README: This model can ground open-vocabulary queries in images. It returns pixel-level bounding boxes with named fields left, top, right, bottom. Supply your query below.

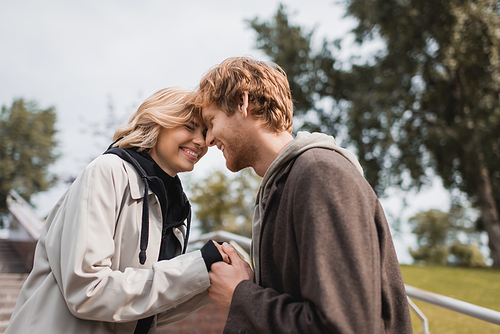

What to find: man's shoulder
left=286, top=147, right=370, bottom=193
left=291, top=147, right=358, bottom=174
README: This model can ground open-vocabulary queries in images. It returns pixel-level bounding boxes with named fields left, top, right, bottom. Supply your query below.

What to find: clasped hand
left=209, top=242, right=254, bottom=309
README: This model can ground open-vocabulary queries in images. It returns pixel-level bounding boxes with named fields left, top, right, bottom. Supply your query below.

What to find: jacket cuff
left=200, top=239, right=223, bottom=271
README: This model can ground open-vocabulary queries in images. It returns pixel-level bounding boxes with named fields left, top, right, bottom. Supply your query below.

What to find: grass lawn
left=400, top=265, right=500, bottom=333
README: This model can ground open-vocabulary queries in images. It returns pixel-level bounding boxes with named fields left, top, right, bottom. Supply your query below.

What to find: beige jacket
left=6, top=154, right=210, bottom=334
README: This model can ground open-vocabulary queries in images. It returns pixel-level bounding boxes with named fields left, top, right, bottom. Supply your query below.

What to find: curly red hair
left=195, top=57, right=293, bottom=133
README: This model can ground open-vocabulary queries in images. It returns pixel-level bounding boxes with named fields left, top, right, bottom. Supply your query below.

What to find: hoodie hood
left=259, top=131, right=363, bottom=209
left=251, top=131, right=363, bottom=284
left=104, top=145, right=191, bottom=265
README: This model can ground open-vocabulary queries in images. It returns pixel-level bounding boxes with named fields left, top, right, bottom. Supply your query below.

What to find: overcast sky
left=0, top=0, right=454, bottom=263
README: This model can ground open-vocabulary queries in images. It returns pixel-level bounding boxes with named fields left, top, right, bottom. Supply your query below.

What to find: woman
left=6, top=88, right=227, bottom=334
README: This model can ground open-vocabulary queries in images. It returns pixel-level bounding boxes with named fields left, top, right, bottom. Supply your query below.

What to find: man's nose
left=205, top=130, right=216, bottom=147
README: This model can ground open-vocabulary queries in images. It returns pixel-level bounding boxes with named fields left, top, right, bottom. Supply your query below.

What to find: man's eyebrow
left=201, top=114, right=212, bottom=125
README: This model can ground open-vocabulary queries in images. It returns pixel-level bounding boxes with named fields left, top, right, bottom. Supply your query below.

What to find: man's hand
left=208, top=243, right=254, bottom=309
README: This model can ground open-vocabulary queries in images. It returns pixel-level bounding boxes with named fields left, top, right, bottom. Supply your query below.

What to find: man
left=196, top=57, right=413, bottom=333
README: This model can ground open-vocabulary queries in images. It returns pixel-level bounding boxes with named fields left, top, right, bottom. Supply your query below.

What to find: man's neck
left=252, top=131, right=294, bottom=177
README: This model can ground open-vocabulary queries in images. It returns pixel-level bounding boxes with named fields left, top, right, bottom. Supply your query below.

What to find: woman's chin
left=181, top=164, right=195, bottom=173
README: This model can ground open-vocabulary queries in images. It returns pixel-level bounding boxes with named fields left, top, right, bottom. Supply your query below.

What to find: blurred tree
left=0, top=98, right=58, bottom=218
left=189, top=168, right=261, bottom=238
left=449, top=242, right=487, bottom=267
left=409, top=207, right=486, bottom=267
left=249, top=1, right=500, bottom=266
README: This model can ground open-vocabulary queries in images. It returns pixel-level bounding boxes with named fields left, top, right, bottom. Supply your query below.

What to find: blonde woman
left=6, top=88, right=227, bottom=334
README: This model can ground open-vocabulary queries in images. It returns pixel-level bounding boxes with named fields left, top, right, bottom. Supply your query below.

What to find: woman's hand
left=212, top=240, right=230, bottom=264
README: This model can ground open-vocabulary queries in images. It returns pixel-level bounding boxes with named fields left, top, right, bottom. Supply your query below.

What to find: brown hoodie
left=225, top=132, right=412, bottom=333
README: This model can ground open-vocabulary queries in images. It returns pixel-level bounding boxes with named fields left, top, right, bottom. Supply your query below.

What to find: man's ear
left=239, top=92, right=249, bottom=118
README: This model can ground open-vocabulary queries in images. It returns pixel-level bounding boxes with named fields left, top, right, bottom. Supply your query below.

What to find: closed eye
left=185, top=121, right=196, bottom=131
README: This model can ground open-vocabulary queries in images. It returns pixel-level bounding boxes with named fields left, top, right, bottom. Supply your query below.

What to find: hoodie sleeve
left=200, top=240, right=224, bottom=271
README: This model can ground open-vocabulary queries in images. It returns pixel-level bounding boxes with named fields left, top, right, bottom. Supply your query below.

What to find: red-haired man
left=195, top=57, right=412, bottom=334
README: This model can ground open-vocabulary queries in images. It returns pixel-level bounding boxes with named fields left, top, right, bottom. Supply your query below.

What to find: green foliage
left=250, top=0, right=500, bottom=265
left=401, top=265, right=500, bottom=333
left=248, top=4, right=316, bottom=114
left=409, top=208, right=452, bottom=265
left=410, top=210, right=452, bottom=247
left=449, top=242, right=487, bottom=267
left=408, top=207, right=486, bottom=266
left=0, top=99, right=57, bottom=213
left=409, top=244, right=450, bottom=266
left=250, top=1, right=500, bottom=196
left=189, top=168, right=261, bottom=237
left=0, top=98, right=58, bottom=215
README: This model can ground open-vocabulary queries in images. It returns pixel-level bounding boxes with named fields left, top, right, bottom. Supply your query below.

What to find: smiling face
left=149, top=116, right=208, bottom=176
left=202, top=104, right=258, bottom=173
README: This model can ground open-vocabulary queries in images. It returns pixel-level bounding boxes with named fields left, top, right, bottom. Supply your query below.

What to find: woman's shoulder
left=86, top=153, right=127, bottom=172
left=77, top=153, right=132, bottom=184
left=75, top=153, right=145, bottom=197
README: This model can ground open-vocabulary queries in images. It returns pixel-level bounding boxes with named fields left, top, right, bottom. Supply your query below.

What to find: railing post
left=407, top=296, right=430, bottom=334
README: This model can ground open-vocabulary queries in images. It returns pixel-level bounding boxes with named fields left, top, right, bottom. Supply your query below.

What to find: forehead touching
left=187, top=115, right=206, bottom=129
left=200, top=104, right=221, bottom=124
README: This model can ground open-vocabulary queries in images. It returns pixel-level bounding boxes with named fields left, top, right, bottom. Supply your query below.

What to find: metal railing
left=5, top=190, right=45, bottom=241
left=405, top=284, right=500, bottom=332
left=188, top=230, right=251, bottom=262
left=190, top=230, right=500, bottom=334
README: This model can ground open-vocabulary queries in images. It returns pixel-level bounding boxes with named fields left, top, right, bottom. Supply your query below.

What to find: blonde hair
left=195, top=57, right=293, bottom=133
left=113, top=87, right=197, bottom=151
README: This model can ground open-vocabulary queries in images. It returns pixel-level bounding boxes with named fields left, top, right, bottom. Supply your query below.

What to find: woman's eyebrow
left=193, top=119, right=208, bottom=128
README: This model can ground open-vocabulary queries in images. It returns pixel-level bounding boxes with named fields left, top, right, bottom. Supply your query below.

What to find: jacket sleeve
left=225, top=151, right=395, bottom=333
left=155, top=290, right=210, bottom=327
left=44, top=155, right=211, bottom=322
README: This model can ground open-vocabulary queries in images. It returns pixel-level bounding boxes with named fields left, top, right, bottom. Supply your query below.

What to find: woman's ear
left=239, top=92, right=249, bottom=118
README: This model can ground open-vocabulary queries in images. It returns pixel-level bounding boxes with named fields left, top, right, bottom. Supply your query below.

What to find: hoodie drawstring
left=139, top=176, right=149, bottom=265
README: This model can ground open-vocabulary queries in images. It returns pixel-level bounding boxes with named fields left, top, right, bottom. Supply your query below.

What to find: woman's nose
left=193, top=132, right=207, bottom=147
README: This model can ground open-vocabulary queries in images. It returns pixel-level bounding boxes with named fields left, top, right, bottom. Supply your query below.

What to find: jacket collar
left=123, top=162, right=150, bottom=200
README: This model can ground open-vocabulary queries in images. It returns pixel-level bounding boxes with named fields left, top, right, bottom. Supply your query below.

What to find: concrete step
left=0, top=273, right=28, bottom=281
left=0, top=274, right=28, bottom=284
left=0, top=281, right=26, bottom=289
left=0, top=240, right=30, bottom=274
left=0, top=300, right=16, bottom=310
left=0, top=274, right=27, bottom=302
left=0, top=291, right=19, bottom=302
left=0, top=309, right=14, bottom=322
left=0, top=264, right=29, bottom=274
left=0, top=320, right=9, bottom=333
left=0, top=273, right=28, bottom=333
